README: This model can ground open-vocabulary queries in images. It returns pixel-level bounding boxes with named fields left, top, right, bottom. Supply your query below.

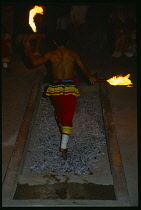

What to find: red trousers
left=53, top=94, right=77, bottom=135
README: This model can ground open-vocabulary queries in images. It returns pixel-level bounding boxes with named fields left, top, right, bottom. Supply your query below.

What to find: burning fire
left=29, top=5, right=44, bottom=32
left=107, top=74, right=133, bottom=87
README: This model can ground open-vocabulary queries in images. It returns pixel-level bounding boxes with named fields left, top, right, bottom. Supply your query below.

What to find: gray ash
left=25, top=85, right=106, bottom=175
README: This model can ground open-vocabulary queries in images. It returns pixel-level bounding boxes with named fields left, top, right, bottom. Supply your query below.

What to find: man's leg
left=60, top=94, right=77, bottom=155
left=54, top=94, right=77, bottom=159
left=54, top=94, right=77, bottom=134
left=60, top=134, right=69, bottom=150
left=53, top=95, right=63, bottom=126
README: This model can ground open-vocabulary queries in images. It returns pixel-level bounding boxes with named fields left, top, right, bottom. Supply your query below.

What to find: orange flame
left=29, top=5, right=43, bottom=32
left=107, top=74, right=133, bottom=87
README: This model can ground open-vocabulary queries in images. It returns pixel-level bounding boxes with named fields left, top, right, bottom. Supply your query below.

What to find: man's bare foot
left=59, top=148, right=68, bottom=152
left=59, top=148, right=68, bottom=160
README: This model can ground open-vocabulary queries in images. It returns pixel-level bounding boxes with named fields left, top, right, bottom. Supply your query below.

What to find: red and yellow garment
left=46, top=78, right=80, bottom=135
left=46, top=78, right=80, bottom=97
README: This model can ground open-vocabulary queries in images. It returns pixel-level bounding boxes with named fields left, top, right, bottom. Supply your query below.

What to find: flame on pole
left=29, top=5, right=44, bottom=32
left=106, top=74, right=133, bottom=87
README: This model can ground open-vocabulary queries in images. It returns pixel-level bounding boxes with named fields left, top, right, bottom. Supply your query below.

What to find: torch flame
left=29, top=5, right=43, bottom=32
left=107, top=74, right=133, bottom=87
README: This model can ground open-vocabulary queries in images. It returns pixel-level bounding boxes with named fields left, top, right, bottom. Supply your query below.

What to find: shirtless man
left=24, top=31, right=96, bottom=159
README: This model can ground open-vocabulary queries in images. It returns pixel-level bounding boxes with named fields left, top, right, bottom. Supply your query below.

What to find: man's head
left=53, top=30, right=69, bottom=47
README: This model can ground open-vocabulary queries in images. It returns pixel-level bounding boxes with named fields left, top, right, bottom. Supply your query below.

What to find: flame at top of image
left=107, top=74, right=133, bottom=87
left=29, top=5, right=44, bottom=32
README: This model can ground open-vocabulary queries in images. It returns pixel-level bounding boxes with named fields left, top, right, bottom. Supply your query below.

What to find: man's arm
left=76, top=54, right=97, bottom=82
left=25, top=33, right=43, bottom=54
left=24, top=37, right=50, bottom=66
left=25, top=33, right=43, bottom=42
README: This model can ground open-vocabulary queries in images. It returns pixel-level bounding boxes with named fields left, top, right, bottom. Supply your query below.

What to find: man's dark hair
left=54, top=30, right=69, bottom=46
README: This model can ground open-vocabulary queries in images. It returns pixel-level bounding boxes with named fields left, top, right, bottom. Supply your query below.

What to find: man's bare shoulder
left=34, top=50, right=55, bottom=65
left=65, top=48, right=79, bottom=58
left=43, top=48, right=79, bottom=63
left=44, top=50, right=54, bottom=56
left=43, top=50, right=56, bottom=59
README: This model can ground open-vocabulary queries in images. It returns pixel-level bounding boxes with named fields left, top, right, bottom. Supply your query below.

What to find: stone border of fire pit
left=2, top=67, right=46, bottom=201
left=99, top=80, right=130, bottom=204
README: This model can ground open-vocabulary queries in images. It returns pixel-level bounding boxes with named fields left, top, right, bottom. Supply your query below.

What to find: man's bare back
left=47, top=47, right=78, bottom=79
left=24, top=33, right=96, bottom=83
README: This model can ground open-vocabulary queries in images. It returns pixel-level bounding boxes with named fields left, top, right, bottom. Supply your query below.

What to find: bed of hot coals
left=24, top=84, right=106, bottom=175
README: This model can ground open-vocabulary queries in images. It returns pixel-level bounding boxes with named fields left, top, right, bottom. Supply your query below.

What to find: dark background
left=1, top=1, right=136, bottom=35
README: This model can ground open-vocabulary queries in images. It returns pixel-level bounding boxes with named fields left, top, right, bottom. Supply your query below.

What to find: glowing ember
left=107, top=74, right=133, bottom=87
left=29, top=5, right=43, bottom=32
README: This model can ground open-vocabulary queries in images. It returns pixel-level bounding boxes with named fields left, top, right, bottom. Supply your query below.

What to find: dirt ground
left=14, top=182, right=116, bottom=200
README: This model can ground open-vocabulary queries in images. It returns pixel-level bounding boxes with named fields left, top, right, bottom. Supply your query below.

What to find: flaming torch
left=94, top=74, right=133, bottom=87
left=106, top=74, right=133, bottom=87
left=29, top=5, right=44, bottom=32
